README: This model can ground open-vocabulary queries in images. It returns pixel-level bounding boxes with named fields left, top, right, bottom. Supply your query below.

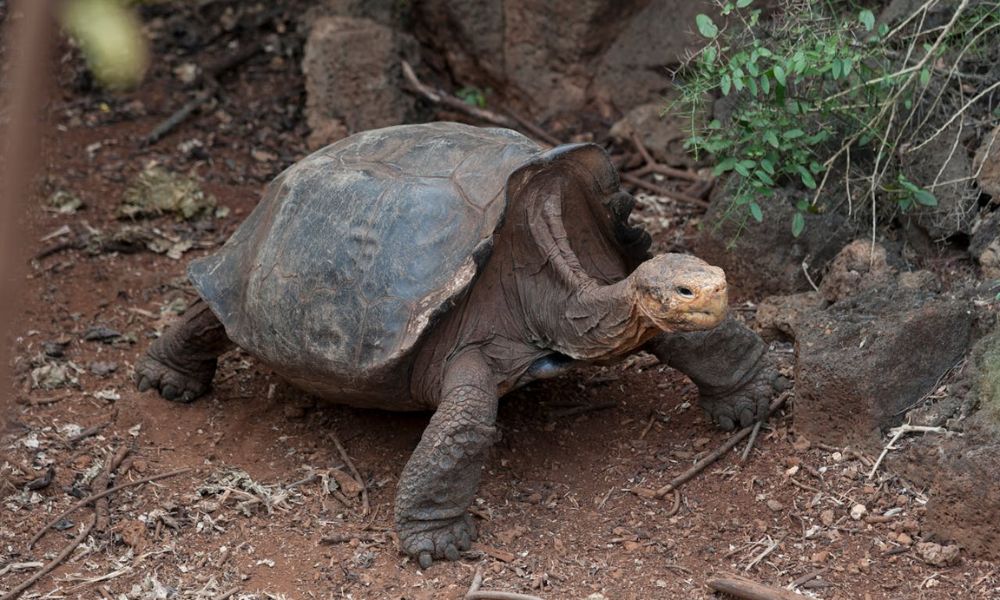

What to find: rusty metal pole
left=0, top=0, right=55, bottom=431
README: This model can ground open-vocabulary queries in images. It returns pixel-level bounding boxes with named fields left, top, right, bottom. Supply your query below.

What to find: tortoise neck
left=540, top=276, right=659, bottom=360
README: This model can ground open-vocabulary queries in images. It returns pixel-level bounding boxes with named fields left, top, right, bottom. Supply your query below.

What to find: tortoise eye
left=676, top=286, right=695, bottom=298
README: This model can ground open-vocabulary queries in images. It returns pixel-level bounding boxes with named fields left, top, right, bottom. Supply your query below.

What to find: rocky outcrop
left=302, top=16, right=419, bottom=148
left=756, top=241, right=979, bottom=448
left=412, top=0, right=713, bottom=119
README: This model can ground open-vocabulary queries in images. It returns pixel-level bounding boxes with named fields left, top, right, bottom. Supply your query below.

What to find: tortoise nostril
left=676, top=286, right=695, bottom=299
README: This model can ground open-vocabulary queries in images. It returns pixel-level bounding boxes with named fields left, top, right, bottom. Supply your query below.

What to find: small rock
left=497, top=526, right=526, bottom=545
left=820, top=509, right=835, bottom=526
left=82, top=325, right=122, bottom=343
left=896, top=532, right=913, bottom=546
left=330, top=468, right=363, bottom=498
left=915, top=542, right=961, bottom=567
left=811, top=550, right=830, bottom=563
left=89, top=361, right=118, bottom=377
left=42, top=339, right=69, bottom=358
left=766, top=499, right=784, bottom=512
left=792, top=436, right=811, bottom=452
left=850, top=504, right=868, bottom=520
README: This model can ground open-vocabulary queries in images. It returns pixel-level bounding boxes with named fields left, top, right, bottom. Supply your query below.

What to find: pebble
left=766, top=499, right=784, bottom=512
left=850, top=504, right=868, bottom=520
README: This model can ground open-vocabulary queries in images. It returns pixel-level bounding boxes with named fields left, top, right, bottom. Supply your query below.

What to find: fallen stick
left=664, top=488, right=682, bottom=518
left=707, top=574, right=807, bottom=600
left=789, top=567, right=830, bottom=590
left=627, top=132, right=704, bottom=183
left=401, top=61, right=521, bottom=131
left=867, top=424, right=949, bottom=479
left=741, top=420, right=763, bottom=462
left=93, top=445, right=131, bottom=532
left=2, top=515, right=96, bottom=600
left=648, top=392, right=791, bottom=499
left=28, top=467, right=192, bottom=549
left=210, top=587, right=240, bottom=600
left=144, top=41, right=263, bottom=145
left=329, top=431, right=369, bottom=516
left=620, top=172, right=711, bottom=208
left=465, top=566, right=545, bottom=600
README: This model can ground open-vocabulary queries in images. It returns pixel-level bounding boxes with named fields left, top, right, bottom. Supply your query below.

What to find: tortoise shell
left=188, top=122, right=646, bottom=404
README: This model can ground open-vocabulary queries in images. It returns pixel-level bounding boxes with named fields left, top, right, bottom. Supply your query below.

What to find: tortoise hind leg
left=135, top=299, right=233, bottom=403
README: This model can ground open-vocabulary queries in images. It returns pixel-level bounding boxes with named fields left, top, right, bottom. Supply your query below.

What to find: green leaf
left=760, top=158, right=775, bottom=174
left=859, top=9, right=875, bottom=31
left=783, top=128, right=805, bottom=140
left=696, top=14, right=718, bottom=38
left=733, top=73, right=745, bottom=92
left=747, top=61, right=759, bottom=77
left=703, top=46, right=718, bottom=64
left=750, top=201, right=764, bottom=222
left=796, top=165, right=817, bottom=189
left=713, top=157, right=737, bottom=175
left=734, top=159, right=755, bottom=177
left=832, top=59, right=842, bottom=79
left=720, top=74, right=732, bottom=95
left=842, top=58, right=853, bottom=77
left=760, top=74, right=770, bottom=94
left=920, top=67, right=931, bottom=86
left=755, top=170, right=774, bottom=185
left=708, top=119, right=722, bottom=129
left=914, top=189, right=938, bottom=206
left=791, top=212, right=805, bottom=237
left=764, top=131, right=779, bottom=148
left=737, top=0, right=753, bottom=7
left=773, top=65, right=786, bottom=87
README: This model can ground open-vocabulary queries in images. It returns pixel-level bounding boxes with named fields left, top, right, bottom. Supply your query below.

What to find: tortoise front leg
left=394, top=351, right=498, bottom=569
left=646, top=316, right=790, bottom=430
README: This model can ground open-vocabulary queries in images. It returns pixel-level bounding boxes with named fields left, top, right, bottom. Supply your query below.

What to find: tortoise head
left=630, top=253, right=728, bottom=332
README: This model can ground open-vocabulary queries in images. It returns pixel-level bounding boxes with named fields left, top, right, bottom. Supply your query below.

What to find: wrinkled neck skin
left=533, top=276, right=660, bottom=361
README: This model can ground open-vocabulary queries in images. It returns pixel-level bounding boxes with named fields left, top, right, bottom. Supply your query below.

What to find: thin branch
left=2, top=515, right=96, bottom=600
left=868, top=424, right=949, bottom=479
left=465, top=566, right=545, bottom=600
left=401, top=61, right=521, bottom=132
left=909, top=80, right=1000, bottom=153
left=329, top=431, right=369, bottom=516
left=648, top=392, right=792, bottom=499
left=708, top=574, right=809, bottom=600
left=28, top=467, right=192, bottom=549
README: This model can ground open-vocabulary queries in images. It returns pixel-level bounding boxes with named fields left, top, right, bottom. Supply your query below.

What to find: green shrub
left=674, top=0, right=1000, bottom=237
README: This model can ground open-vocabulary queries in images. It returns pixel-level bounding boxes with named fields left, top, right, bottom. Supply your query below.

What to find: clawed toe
left=134, top=353, right=213, bottom=403
left=398, top=514, right=476, bottom=568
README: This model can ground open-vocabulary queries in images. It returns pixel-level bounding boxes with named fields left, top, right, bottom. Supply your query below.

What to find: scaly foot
left=397, top=514, right=476, bottom=569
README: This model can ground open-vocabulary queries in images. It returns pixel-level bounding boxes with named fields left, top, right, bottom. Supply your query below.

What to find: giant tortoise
left=136, top=122, right=783, bottom=567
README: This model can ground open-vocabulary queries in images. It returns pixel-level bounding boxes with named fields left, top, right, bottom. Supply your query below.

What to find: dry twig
left=465, top=566, right=545, bottom=600
left=707, top=574, right=807, bottom=600
left=329, top=431, right=369, bottom=516
left=93, top=445, right=131, bottom=532
left=648, top=392, right=791, bottom=499
left=741, top=420, right=763, bottom=462
left=2, top=516, right=96, bottom=600
left=788, top=567, right=830, bottom=590
left=401, top=61, right=520, bottom=132
left=868, top=424, right=949, bottom=479
left=28, top=467, right=192, bottom=549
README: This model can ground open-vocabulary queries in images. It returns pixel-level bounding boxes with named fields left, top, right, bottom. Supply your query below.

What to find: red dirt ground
left=2, top=5, right=999, bottom=599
